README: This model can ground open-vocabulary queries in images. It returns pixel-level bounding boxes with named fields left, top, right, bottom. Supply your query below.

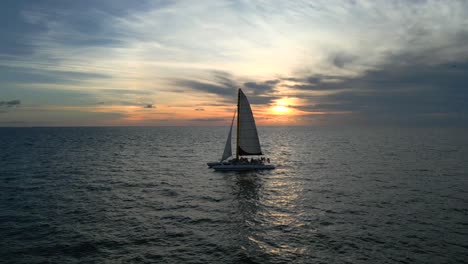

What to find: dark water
left=1, top=127, right=467, bottom=263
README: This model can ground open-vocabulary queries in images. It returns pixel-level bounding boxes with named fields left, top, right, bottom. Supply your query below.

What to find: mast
left=236, top=88, right=240, bottom=160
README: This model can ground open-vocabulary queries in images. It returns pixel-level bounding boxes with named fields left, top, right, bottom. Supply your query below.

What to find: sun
left=272, top=105, right=290, bottom=114
left=269, top=97, right=298, bottom=115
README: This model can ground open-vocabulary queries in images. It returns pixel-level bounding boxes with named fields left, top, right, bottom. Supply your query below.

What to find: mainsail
left=237, top=89, right=262, bottom=156
left=221, top=111, right=236, bottom=161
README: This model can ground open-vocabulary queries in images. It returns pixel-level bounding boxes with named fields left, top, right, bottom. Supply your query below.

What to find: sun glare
left=272, top=105, right=290, bottom=114
left=270, top=97, right=296, bottom=115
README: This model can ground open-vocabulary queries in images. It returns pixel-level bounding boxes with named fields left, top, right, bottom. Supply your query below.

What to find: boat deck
left=212, top=163, right=275, bottom=171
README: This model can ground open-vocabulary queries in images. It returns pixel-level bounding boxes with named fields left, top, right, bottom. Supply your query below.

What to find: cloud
left=242, top=79, right=281, bottom=104
left=175, top=79, right=234, bottom=97
left=0, top=100, right=21, bottom=107
left=174, top=71, right=238, bottom=97
left=330, top=52, right=357, bottom=69
left=195, top=108, right=205, bottom=111
left=248, top=95, right=278, bottom=105
left=2, top=0, right=468, bottom=126
left=244, top=79, right=278, bottom=95
left=0, top=0, right=156, bottom=55
left=292, top=53, right=468, bottom=126
left=0, top=66, right=111, bottom=86
left=174, top=71, right=280, bottom=105
left=144, top=104, right=155, bottom=108
left=0, top=1, right=48, bottom=55
left=98, top=89, right=152, bottom=95
left=0, top=121, right=27, bottom=124
left=287, top=75, right=347, bottom=91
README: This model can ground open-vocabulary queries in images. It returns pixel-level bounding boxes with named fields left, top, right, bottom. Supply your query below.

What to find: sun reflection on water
left=228, top=166, right=306, bottom=260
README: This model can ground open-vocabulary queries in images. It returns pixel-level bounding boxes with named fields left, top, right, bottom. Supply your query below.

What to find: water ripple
left=0, top=127, right=467, bottom=263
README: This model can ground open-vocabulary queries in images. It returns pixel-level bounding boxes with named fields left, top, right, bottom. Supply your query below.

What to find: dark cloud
left=248, top=95, right=278, bottom=105
left=243, top=79, right=279, bottom=95
left=0, top=1, right=48, bottom=55
left=195, top=108, right=205, bottom=111
left=330, top=52, right=357, bottom=68
left=175, top=72, right=280, bottom=106
left=0, top=66, right=111, bottom=85
left=242, top=84, right=279, bottom=105
left=94, top=100, right=154, bottom=107
left=175, top=79, right=235, bottom=97
left=281, top=77, right=303, bottom=82
left=0, top=0, right=160, bottom=55
left=0, top=100, right=21, bottom=107
left=99, top=89, right=152, bottom=95
left=242, top=79, right=280, bottom=105
left=173, top=71, right=238, bottom=101
left=0, top=121, right=27, bottom=124
left=288, top=75, right=346, bottom=91
left=295, top=56, right=468, bottom=126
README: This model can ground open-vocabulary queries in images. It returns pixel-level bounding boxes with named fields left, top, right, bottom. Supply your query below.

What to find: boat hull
left=212, top=164, right=275, bottom=171
left=207, top=162, right=222, bottom=167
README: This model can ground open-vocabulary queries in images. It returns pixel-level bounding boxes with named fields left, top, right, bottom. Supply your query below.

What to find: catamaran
left=207, top=88, right=275, bottom=171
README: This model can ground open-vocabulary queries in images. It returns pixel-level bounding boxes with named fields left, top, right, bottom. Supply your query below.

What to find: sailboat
left=207, top=88, right=275, bottom=171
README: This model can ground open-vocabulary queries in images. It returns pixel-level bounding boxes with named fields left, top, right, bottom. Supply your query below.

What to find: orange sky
left=2, top=1, right=467, bottom=127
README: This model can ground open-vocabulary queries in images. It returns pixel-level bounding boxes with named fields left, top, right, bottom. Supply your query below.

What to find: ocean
left=1, top=126, right=467, bottom=263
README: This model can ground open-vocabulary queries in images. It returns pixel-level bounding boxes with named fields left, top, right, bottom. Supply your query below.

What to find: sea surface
left=1, top=126, right=467, bottom=263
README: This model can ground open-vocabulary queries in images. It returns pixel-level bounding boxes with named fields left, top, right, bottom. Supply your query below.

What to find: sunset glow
left=1, top=1, right=467, bottom=126
left=272, top=105, right=290, bottom=115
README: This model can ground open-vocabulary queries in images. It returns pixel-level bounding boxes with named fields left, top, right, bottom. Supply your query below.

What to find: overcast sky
left=1, top=0, right=467, bottom=126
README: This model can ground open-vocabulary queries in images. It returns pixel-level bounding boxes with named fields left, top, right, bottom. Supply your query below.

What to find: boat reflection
left=227, top=173, right=264, bottom=261
left=227, top=171, right=305, bottom=262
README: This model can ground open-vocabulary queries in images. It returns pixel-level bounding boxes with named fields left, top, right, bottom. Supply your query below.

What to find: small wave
left=164, top=230, right=194, bottom=238
left=159, top=188, right=179, bottom=197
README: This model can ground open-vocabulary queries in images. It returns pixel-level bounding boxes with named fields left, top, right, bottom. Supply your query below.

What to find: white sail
left=221, top=111, right=236, bottom=161
left=237, top=89, right=262, bottom=156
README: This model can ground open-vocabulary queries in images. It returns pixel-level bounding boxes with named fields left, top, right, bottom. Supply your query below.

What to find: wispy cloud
left=1, top=0, right=468, bottom=126
left=173, top=71, right=238, bottom=100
